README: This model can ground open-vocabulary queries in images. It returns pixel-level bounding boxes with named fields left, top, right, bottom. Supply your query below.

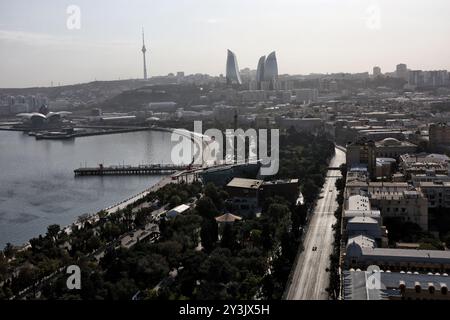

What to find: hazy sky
left=1, top=0, right=450, bottom=88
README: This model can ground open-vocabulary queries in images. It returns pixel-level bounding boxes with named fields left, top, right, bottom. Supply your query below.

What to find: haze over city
left=1, top=0, right=450, bottom=87
left=2, top=0, right=450, bottom=309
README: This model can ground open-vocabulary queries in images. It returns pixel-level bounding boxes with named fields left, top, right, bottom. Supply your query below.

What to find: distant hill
left=0, top=79, right=145, bottom=98
left=98, top=84, right=205, bottom=112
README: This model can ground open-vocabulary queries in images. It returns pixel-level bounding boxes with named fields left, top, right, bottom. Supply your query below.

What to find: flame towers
left=256, top=51, right=279, bottom=89
left=225, top=49, right=278, bottom=88
left=256, top=55, right=266, bottom=89
left=263, top=51, right=278, bottom=82
left=226, top=49, right=242, bottom=85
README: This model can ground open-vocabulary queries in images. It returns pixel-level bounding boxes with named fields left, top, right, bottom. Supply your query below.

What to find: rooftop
left=343, top=269, right=450, bottom=300
left=401, top=153, right=450, bottom=164
left=167, top=204, right=190, bottom=216
left=262, top=179, right=299, bottom=185
left=347, top=195, right=371, bottom=211
left=375, top=138, right=417, bottom=147
left=347, top=235, right=376, bottom=249
left=226, top=178, right=263, bottom=190
left=419, top=181, right=450, bottom=188
left=215, top=213, right=242, bottom=223
left=348, top=216, right=378, bottom=225
left=344, top=209, right=381, bottom=220
left=362, top=248, right=450, bottom=260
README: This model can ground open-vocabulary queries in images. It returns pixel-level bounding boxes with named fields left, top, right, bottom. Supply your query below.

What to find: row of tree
left=0, top=182, right=203, bottom=299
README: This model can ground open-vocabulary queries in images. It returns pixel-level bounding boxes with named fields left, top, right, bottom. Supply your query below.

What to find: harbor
left=0, top=129, right=177, bottom=247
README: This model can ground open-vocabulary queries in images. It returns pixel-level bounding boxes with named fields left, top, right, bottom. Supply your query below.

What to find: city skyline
left=1, top=0, right=450, bottom=88
left=2, top=0, right=450, bottom=307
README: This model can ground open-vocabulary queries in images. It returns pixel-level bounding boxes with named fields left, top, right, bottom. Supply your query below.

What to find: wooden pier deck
left=74, top=164, right=192, bottom=176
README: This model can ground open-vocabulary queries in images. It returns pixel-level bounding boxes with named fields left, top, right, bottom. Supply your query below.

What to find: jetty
left=74, top=164, right=193, bottom=176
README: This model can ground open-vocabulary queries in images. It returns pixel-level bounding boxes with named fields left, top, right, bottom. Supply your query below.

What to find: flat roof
left=262, top=179, right=299, bottom=185
left=348, top=195, right=371, bottom=211
left=168, top=204, right=190, bottom=214
left=419, top=181, right=450, bottom=187
left=368, top=182, right=409, bottom=188
left=226, top=178, right=263, bottom=189
left=362, top=248, right=450, bottom=260
left=344, top=210, right=381, bottom=219
left=348, top=216, right=378, bottom=224
left=343, top=270, right=450, bottom=300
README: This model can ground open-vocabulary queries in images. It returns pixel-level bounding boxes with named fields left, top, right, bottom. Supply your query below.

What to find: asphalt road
left=285, top=147, right=346, bottom=300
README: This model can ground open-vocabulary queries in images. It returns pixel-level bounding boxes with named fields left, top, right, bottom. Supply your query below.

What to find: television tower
left=142, top=28, right=148, bottom=80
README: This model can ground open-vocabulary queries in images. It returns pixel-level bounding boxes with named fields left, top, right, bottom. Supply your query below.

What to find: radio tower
left=142, top=28, right=148, bottom=80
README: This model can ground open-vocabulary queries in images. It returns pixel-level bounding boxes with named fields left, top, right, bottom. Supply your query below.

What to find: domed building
left=375, top=138, right=417, bottom=159
left=380, top=137, right=402, bottom=146
left=16, top=111, right=72, bottom=129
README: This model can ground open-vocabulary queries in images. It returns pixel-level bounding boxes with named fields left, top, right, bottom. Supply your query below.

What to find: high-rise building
left=396, top=63, right=408, bottom=81
left=256, top=55, right=266, bottom=89
left=409, top=70, right=424, bottom=87
left=426, top=70, right=449, bottom=87
left=142, top=28, right=148, bottom=80
left=346, top=138, right=377, bottom=179
left=226, top=49, right=242, bottom=85
left=430, top=123, right=450, bottom=151
left=409, top=70, right=449, bottom=87
left=373, top=66, right=381, bottom=77
left=264, top=51, right=278, bottom=82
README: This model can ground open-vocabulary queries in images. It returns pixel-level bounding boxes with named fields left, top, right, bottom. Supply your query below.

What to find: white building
left=165, top=204, right=191, bottom=219
left=294, top=89, right=318, bottom=104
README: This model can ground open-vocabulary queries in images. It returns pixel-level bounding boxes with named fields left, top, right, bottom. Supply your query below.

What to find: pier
left=74, top=164, right=193, bottom=176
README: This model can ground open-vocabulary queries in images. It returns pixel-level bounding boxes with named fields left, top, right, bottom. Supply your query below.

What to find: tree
left=12, top=267, right=38, bottom=294
left=77, top=213, right=91, bottom=226
left=134, top=209, right=148, bottom=227
left=261, top=223, right=273, bottom=251
left=47, top=224, right=61, bottom=241
left=196, top=197, right=219, bottom=219
left=204, top=248, right=236, bottom=284
left=132, top=254, right=170, bottom=289
left=267, top=203, right=292, bottom=242
left=98, top=210, right=108, bottom=220
left=335, top=178, right=345, bottom=192
left=0, top=253, right=8, bottom=278
left=152, top=241, right=183, bottom=268
left=204, top=183, right=224, bottom=210
left=280, top=231, right=298, bottom=262
left=86, top=235, right=102, bottom=252
left=169, top=195, right=182, bottom=208
left=302, top=179, right=320, bottom=206
left=100, top=222, right=122, bottom=242
left=418, top=238, right=445, bottom=250
left=200, top=218, right=218, bottom=252
left=339, top=164, right=348, bottom=178
left=221, top=224, right=237, bottom=251
left=107, top=278, right=139, bottom=300
left=3, top=243, right=15, bottom=259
